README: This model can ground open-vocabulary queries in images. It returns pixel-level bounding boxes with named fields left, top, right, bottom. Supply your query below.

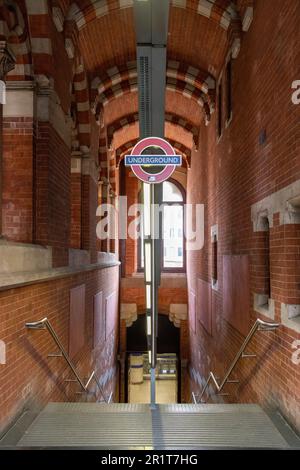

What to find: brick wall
left=70, top=173, right=82, bottom=249
left=82, top=175, right=98, bottom=263
left=2, top=117, right=34, bottom=243
left=0, top=265, right=119, bottom=434
left=34, top=123, right=71, bottom=267
left=124, top=169, right=139, bottom=276
left=187, top=0, right=300, bottom=430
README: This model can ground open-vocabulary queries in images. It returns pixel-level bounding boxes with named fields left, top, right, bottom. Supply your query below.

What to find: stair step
left=16, top=403, right=289, bottom=449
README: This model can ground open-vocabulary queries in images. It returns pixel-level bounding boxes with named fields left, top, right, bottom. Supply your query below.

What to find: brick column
left=70, top=152, right=82, bottom=249
left=81, top=157, right=99, bottom=263
left=2, top=81, right=34, bottom=243
left=34, top=75, right=72, bottom=267
left=0, top=41, right=15, bottom=238
left=125, top=169, right=139, bottom=276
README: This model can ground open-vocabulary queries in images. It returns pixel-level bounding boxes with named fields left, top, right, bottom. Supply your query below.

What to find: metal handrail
left=26, top=317, right=109, bottom=403
left=195, top=318, right=280, bottom=404
left=191, top=391, right=198, bottom=404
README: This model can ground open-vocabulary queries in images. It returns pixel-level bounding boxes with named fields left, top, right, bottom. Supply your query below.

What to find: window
left=253, top=216, right=274, bottom=319
left=162, top=181, right=185, bottom=270
left=217, top=81, right=223, bottom=137
left=139, top=180, right=186, bottom=272
left=211, top=225, right=218, bottom=290
left=226, top=59, right=232, bottom=122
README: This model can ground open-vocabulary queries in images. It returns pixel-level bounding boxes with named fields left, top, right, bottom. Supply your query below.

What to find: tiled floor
left=129, top=379, right=177, bottom=404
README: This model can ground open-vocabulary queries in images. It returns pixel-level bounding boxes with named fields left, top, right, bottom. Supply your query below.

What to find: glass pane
left=163, top=205, right=184, bottom=268
left=163, top=181, right=183, bottom=202
left=140, top=222, right=144, bottom=268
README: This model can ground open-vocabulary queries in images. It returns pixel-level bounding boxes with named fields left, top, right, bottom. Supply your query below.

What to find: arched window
left=162, top=180, right=185, bottom=271
left=139, top=179, right=186, bottom=272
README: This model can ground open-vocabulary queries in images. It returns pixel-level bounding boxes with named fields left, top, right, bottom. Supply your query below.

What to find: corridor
left=0, top=0, right=299, bottom=452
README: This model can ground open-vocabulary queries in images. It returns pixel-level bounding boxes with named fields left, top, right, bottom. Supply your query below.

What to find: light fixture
left=143, top=183, right=151, bottom=237
left=147, top=314, right=151, bottom=335
left=148, top=350, right=151, bottom=364
left=144, top=242, right=151, bottom=283
left=146, top=284, right=151, bottom=310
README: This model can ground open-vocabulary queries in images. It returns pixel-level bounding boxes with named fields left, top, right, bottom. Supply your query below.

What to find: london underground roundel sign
left=124, top=137, right=182, bottom=184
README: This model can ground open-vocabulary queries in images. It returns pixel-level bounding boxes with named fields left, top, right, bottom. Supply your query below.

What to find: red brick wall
left=124, top=169, right=139, bottom=276
left=82, top=175, right=97, bottom=263
left=0, top=265, right=119, bottom=434
left=70, top=173, right=82, bottom=249
left=34, top=123, right=71, bottom=267
left=187, top=0, right=300, bottom=430
left=2, top=117, right=33, bottom=243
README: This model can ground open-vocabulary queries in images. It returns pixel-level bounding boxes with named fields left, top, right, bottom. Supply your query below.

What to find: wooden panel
left=197, top=278, right=212, bottom=335
left=69, top=284, right=85, bottom=359
left=223, top=255, right=250, bottom=336
left=188, top=289, right=196, bottom=334
left=93, top=291, right=104, bottom=348
left=105, top=291, right=118, bottom=340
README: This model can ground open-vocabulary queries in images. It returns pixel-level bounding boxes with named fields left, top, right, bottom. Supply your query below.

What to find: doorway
left=126, top=313, right=180, bottom=403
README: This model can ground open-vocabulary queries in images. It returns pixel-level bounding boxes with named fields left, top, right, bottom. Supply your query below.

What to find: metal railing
left=26, top=317, right=113, bottom=404
left=193, top=318, right=280, bottom=404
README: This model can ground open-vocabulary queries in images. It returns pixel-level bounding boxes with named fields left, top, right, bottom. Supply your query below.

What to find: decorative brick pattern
left=107, top=111, right=200, bottom=149
left=73, top=61, right=91, bottom=152
left=25, top=0, right=53, bottom=76
left=67, top=0, right=240, bottom=32
left=92, top=61, right=215, bottom=123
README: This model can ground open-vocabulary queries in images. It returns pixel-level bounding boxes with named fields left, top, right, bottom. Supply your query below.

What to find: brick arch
left=107, top=112, right=200, bottom=149
left=94, top=79, right=212, bottom=124
left=67, top=0, right=240, bottom=32
left=0, top=0, right=32, bottom=80
left=24, top=0, right=53, bottom=77
left=91, top=61, right=215, bottom=124
left=72, top=57, right=91, bottom=152
left=92, top=61, right=215, bottom=96
left=171, top=0, right=240, bottom=31
left=67, top=0, right=133, bottom=30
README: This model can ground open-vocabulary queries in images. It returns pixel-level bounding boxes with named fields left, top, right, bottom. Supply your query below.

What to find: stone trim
left=253, top=293, right=275, bottom=320
left=169, top=303, right=187, bottom=327
left=82, top=157, right=100, bottom=184
left=71, top=154, right=82, bottom=174
left=242, top=6, right=254, bottom=32
left=0, top=240, right=52, bottom=274
left=69, top=249, right=91, bottom=267
left=0, top=259, right=120, bottom=292
left=52, top=7, right=64, bottom=32
left=251, top=179, right=300, bottom=231
left=3, top=81, right=34, bottom=117
left=281, top=303, right=300, bottom=334
left=35, top=75, right=72, bottom=148
left=121, top=303, right=137, bottom=327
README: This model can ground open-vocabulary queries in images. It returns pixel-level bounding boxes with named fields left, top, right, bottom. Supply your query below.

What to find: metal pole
left=150, top=183, right=157, bottom=407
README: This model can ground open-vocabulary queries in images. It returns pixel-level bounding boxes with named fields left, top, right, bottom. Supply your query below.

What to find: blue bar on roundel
left=125, top=155, right=182, bottom=166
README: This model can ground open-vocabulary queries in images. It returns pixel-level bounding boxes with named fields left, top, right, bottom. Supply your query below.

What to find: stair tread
left=16, top=403, right=289, bottom=449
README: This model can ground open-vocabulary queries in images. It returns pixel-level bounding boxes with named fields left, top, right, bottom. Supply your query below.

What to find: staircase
left=6, top=403, right=296, bottom=449
left=2, top=318, right=296, bottom=449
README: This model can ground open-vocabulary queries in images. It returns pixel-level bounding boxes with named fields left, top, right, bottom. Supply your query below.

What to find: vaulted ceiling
left=2, top=0, right=253, bottom=164
left=59, top=0, right=251, bottom=156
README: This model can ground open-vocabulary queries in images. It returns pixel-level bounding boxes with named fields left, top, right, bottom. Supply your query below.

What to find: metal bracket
left=48, top=352, right=63, bottom=357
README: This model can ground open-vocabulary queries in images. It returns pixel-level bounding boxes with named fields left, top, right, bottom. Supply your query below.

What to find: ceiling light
left=144, top=242, right=151, bottom=283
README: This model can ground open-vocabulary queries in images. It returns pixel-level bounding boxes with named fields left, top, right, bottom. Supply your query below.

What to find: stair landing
left=15, top=403, right=290, bottom=449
